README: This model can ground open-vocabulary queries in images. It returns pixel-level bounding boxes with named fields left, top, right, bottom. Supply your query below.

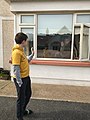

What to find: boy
left=12, top=32, right=34, bottom=120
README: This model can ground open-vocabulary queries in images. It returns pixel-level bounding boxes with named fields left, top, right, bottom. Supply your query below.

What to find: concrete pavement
left=0, top=79, right=90, bottom=103
left=0, top=80, right=90, bottom=120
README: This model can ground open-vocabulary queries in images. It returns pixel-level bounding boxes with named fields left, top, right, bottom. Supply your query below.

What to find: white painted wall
left=10, top=0, right=90, bottom=86
left=30, top=64, right=90, bottom=86
left=0, top=17, right=3, bottom=68
left=11, top=1, right=90, bottom=12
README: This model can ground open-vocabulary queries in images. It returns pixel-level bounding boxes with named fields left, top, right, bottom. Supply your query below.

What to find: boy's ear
left=22, top=40, right=26, bottom=44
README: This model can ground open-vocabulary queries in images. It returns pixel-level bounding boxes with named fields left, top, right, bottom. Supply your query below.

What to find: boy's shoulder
left=12, top=49, right=23, bottom=56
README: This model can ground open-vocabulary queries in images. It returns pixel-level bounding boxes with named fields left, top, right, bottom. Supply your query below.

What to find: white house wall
left=10, top=0, right=90, bottom=86
left=30, top=64, right=90, bottom=86
left=0, top=17, right=3, bottom=68
left=11, top=1, right=90, bottom=12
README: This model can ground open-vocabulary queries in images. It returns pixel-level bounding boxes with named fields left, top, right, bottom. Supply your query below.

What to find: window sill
left=30, top=59, right=90, bottom=67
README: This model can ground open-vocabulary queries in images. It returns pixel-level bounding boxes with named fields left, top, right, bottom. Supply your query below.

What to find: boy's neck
left=19, top=44, right=24, bottom=48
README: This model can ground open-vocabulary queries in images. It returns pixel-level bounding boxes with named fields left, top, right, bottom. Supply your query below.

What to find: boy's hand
left=9, top=57, right=12, bottom=64
left=31, top=47, right=35, bottom=55
left=16, top=79, right=23, bottom=87
left=18, top=82, right=23, bottom=87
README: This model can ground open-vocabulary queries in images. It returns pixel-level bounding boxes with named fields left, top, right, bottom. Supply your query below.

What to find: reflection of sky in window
left=38, top=14, right=73, bottom=34
left=77, top=14, right=90, bottom=23
left=21, top=28, right=34, bottom=41
left=21, top=28, right=33, bottom=33
left=21, top=15, right=34, bottom=23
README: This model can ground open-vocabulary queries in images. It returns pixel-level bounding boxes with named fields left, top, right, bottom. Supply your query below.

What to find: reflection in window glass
left=37, top=14, right=73, bottom=59
left=82, top=35, right=89, bottom=59
left=21, top=15, right=34, bottom=24
left=81, top=26, right=89, bottom=59
left=77, top=14, right=90, bottom=23
left=73, top=25, right=89, bottom=60
left=73, top=26, right=80, bottom=59
left=21, top=28, right=34, bottom=55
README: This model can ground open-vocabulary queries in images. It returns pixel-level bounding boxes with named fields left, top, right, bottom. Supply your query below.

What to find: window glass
left=21, top=15, right=34, bottom=24
left=37, top=14, right=73, bottom=59
left=77, top=14, right=90, bottom=60
left=73, top=25, right=89, bottom=60
left=73, top=26, right=80, bottom=59
left=77, top=14, right=90, bottom=23
left=21, top=28, right=34, bottom=55
left=81, top=25, right=89, bottom=59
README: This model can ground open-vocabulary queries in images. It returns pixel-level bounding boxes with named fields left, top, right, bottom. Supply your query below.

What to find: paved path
left=0, top=96, right=90, bottom=120
left=0, top=80, right=90, bottom=103
left=0, top=80, right=90, bottom=120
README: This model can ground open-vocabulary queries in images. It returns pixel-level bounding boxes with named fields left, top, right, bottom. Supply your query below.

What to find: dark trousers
left=14, top=76, right=32, bottom=119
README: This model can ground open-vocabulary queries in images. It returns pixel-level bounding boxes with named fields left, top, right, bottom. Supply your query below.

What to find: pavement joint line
left=0, top=95, right=17, bottom=98
left=32, top=97, right=90, bottom=103
left=0, top=95, right=89, bottom=104
left=0, top=82, right=11, bottom=90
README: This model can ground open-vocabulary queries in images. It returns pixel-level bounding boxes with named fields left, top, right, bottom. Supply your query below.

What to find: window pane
left=73, top=25, right=89, bottom=60
left=81, top=26, right=89, bottom=59
left=73, top=26, right=80, bottom=59
left=82, top=35, right=89, bottom=59
left=37, top=14, right=73, bottom=59
left=21, top=28, right=34, bottom=55
left=21, top=15, right=34, bottom=24
left=77, top=14, right=90, bottom=23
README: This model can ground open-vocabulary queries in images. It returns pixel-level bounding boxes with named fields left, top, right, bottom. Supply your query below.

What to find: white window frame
left=74, top=23, right=89, bottom=61
left=15, top=13, right=90, bottom=61
left=19, top=26, right=36, bottom=57
left=19, top=14, right=36, bottom=26
left=75, top=13, right=90, bottom=61
left=76, top=12, right=90, bottom=24
left=18, top=14, right=37, bottom=58
left=36, top=13, right=74, bottom=61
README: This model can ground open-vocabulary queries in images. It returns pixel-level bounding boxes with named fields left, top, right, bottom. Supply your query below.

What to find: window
left=37, top=14, right=73, bottom=59
left=77, top=14, right=90, bottom=23
left=76, top=14, right=90, bottom=60
left=73, top=26, right=80, bottom=60
left=21, top=15, right=34, bottom=24
left=73, top=24, right=89, bottom=60
left=19, top=15, right=35, bottom=56
left=17, top=13, right=90, bottom=61
left=21, top=27, right=34, bottom=55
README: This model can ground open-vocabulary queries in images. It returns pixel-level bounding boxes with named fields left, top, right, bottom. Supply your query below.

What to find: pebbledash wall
left=9, top=0, right=90, bottom=86
left=0, top=0, right=14, bottom=70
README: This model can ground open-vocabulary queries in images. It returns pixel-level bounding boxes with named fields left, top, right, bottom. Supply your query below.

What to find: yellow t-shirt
left=12, top=44, right=29, bottom=78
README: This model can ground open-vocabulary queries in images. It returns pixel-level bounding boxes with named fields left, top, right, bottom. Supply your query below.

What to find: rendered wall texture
left=2, top=20, right=14, bottom=70
left=0, top=0, right=14, bottom=70
left=0, top=0, right=13, bottom=17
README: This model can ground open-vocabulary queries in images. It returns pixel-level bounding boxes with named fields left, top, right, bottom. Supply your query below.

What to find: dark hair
left=15, top=32, right=28, bottom=44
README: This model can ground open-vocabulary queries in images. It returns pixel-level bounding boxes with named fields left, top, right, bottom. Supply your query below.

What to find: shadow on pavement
left=0, top=96, right=90, bottom=120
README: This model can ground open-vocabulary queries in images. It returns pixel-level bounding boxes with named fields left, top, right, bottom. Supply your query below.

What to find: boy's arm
left=27, top=47, right=34, bottom=62
left=27, top=53, right=34, bottom=62
left=13, top=65, right=23, bottom=87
